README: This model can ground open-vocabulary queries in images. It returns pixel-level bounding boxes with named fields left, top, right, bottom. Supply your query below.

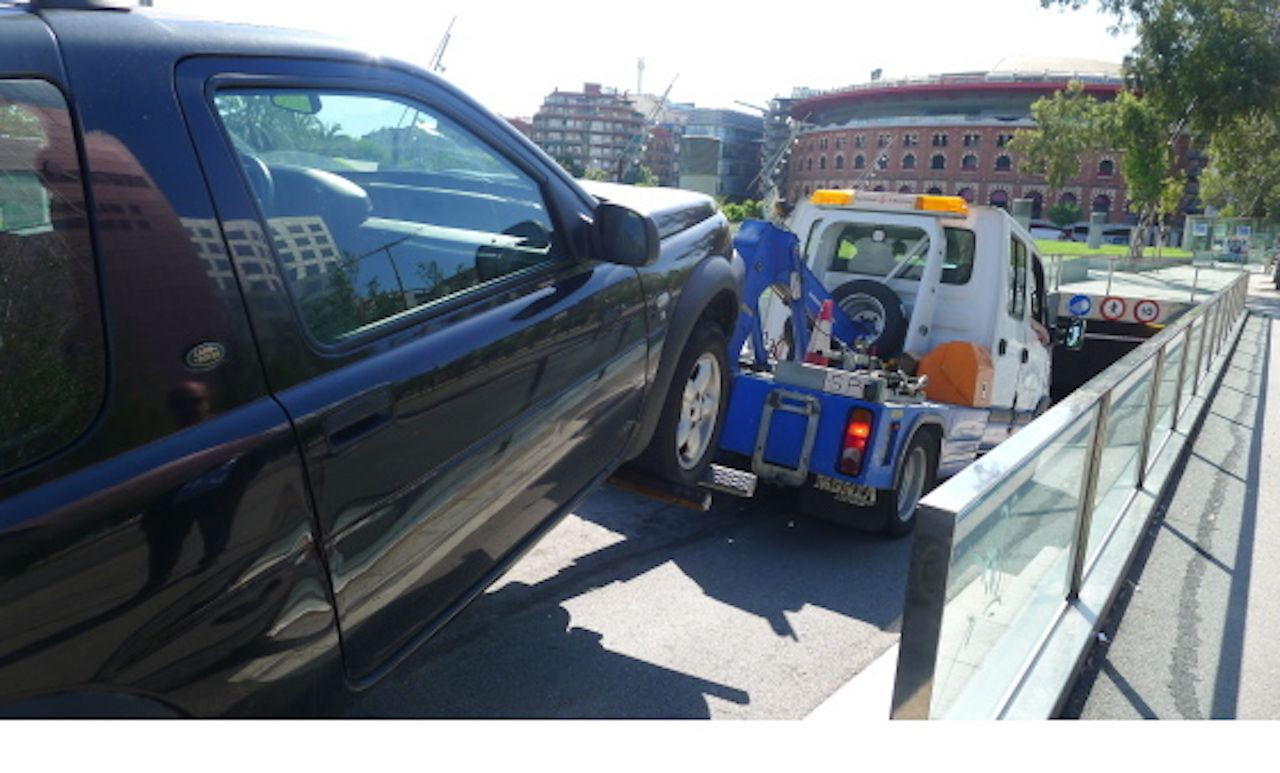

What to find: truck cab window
left=213, top=89, right=564, bottom=344
left=1008, top=237, right=1027, bottom=318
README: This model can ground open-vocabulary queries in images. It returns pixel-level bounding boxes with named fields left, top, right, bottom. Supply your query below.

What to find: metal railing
left=891, top=271, right=1251, bottom=719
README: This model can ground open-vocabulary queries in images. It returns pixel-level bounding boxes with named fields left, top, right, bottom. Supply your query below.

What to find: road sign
left=1134, top=299, right=1160, bottom=324
left=1100, top=296, right=1126, bottom=321
left=1067, top=294, right=1092, bottom=317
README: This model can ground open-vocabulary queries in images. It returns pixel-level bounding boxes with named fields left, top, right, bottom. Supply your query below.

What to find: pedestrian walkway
left=1062, top=272, right=1280, bottom=719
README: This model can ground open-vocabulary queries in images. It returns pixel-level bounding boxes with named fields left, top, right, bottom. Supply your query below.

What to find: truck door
left=989, top=234, right=1030, bottom=410
left=177, top=57, right=648, bottom=681
left=1019, top=253, right=1053, bottom=413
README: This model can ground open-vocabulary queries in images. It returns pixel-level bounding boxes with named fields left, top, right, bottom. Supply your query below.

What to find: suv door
left=177, top=58, right=649, bottom=681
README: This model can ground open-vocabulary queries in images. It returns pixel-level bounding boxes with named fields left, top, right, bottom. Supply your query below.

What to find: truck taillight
left=840, top=408, right=874, bottom=477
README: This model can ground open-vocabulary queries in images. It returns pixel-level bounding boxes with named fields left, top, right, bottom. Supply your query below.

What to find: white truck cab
left=776, top=189, right=1052, bottom=418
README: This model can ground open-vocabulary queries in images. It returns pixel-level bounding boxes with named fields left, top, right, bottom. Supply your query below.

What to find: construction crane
left=430, top=17, right=456, bottom=73
left=614, top=74, right=677, bottom=182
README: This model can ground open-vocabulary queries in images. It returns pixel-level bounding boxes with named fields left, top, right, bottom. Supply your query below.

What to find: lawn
left=1034, top=239, right=1193, bottom=258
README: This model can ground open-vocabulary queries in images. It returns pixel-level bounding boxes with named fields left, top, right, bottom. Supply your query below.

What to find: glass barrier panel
left=930, top=407, right=1097, bottom=718
left=1149, top=336, right=1185, bottom=464
left=1179, top=318, right=1203, bottom=419
left=1085, top=358, right=1154, bottom=567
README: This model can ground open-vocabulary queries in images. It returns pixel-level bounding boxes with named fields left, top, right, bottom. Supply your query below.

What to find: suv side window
left=0, top=79, right=105, bottom=475
left=212, top=89, right=565, bottom=344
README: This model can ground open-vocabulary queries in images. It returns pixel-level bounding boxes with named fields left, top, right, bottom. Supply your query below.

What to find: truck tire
left=877, top=430, right=939, bottom=538
left=638, top=320, right=730, bottom=486
left=795, top=428, right=938, bottom=537
left=831, top=280, right=907, bottom=357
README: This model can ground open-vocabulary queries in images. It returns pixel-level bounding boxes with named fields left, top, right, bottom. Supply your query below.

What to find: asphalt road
left=346, top=483, right=910, bottom=718
left=1063, top=281, right=1280, bottom=719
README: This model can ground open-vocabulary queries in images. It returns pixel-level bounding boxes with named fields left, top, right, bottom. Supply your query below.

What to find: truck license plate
left=813, top=475, right=877, bottom=506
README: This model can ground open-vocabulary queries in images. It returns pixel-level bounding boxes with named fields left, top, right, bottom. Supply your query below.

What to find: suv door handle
left=998, top=339, right=1008, bottom=356
left=1020, top=348, right=1029, bottom=363
left=323, top=385, right=394, bottom=452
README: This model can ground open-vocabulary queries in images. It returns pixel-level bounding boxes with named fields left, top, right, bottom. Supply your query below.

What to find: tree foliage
left=1199, top=111, right=1280, bottom=219
left=1042, top=0, right=1280, bottom=135
left=1009, top=81, right=1108, bottom=195
left=1048, top=201, right=1083, bottom=229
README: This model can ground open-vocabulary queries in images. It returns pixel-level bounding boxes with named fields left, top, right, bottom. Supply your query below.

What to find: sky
left=157, top=0, right=1138, bottom=118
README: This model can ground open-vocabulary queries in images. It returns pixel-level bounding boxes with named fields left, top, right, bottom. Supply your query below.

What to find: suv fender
left=624, top=249, right=744, bottom=462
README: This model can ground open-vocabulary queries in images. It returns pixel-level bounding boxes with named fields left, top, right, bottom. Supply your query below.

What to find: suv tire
left=640, top=320, right=730, bottom=486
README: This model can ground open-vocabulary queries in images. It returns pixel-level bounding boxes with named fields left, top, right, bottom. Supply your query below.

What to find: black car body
left=0, top=2, right=740, bottom=716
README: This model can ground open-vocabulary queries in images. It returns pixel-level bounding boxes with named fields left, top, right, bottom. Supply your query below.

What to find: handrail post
left=1136, top=345, right=1166, bottom=488
left=1068, top=395, right=1110, bottom=600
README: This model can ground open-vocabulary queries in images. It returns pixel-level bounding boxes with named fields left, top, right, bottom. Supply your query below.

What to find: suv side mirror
left=592, top=202, right=660, bottom=267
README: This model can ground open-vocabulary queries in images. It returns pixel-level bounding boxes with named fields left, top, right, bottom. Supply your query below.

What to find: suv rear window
left=0, top=79, right=105, bottom=475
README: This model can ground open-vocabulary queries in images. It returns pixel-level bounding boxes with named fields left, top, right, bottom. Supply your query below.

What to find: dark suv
left=0, top=2, right=740, bottom=716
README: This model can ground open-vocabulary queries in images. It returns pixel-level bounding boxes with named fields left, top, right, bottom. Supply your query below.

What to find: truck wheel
left=642, top=320, right=730, bottom=486
left=830, top=280, right=907, bottom=357
left=878, top=431, right=939, bottom=538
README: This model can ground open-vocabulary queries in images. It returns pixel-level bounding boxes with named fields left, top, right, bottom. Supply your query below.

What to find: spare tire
left=830, top=279, right=907, bottom=357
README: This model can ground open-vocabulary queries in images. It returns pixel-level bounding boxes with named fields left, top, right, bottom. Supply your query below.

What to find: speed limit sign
left=1099, top=296, right=1126, bottom=321
left=1134, top=299, right=1161, bottom=324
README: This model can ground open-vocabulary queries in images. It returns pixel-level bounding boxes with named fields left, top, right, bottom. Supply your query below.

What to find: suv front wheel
left=641, top=320, right=730, bottom=486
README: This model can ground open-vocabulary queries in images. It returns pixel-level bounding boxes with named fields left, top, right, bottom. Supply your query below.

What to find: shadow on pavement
left=347, top=482, right=911, bottom=718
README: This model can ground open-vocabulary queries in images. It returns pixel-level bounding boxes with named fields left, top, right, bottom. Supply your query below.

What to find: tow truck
left=710, top=189, right=1068, bottom=535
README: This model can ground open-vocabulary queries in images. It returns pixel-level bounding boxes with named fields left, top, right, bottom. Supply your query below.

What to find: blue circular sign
left=1068, top=294, right=1092, bottom=316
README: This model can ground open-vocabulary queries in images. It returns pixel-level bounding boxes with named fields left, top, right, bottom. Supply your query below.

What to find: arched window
left=806, top=158, right=812, bottom=171
left=994, top=154, right=1012, bottom=172
left=958, top=187, right=975, bottom=203
left=1098, top=158, right=1115, bottom=177
left=853, top=154, right=865, bottom=169
left=902, top=153, right=916, bottom=170
left=1058, top=192, right=1078, bottom=208
left=819, top=156, right=826, bottom=170
left=961, top=153, right=978, bottom=170
left=930, top=154, right=946, bottom=170
left=877, top=155, right=888, bottom=170
left=873, top=184, right=885, bottom=191
left=899, top=185, right=913, bottom=194
left=990, top=190, right=1010, bottom=210
left=927, top=185, right=943, bottom=195
left=835, top=155, right=844, bottom=170
left=1092, top=194, right=1111, bottom=213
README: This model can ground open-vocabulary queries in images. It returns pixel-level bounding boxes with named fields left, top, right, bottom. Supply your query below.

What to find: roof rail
left=26, top=1, right=133, bottom=10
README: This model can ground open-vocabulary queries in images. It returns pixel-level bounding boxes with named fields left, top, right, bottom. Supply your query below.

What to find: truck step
left=700, top=463, right=758, bottom=498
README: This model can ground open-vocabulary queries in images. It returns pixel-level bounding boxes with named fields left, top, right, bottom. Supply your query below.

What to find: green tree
left=1103, top=90, right=1181, bottom=258
left=1009, top=81, right=1108, bottom=197
left=1049, top=201, right=1083, bottom=230
left=1043, top=1, right=1280, bottom=136
left=554, top=155, right=585, bottom=178
left=1199, top=111, right=1280, bottom=220
left=622, top=164, right=659, bottom=186
left=583, top=167, right=610, bottom=182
